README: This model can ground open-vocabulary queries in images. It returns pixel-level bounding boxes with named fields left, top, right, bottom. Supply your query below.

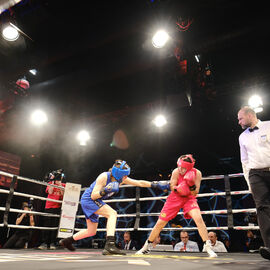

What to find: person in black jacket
left=121, top=231, right=139, bottom=250
left=3, top=202, right=35, bottom=249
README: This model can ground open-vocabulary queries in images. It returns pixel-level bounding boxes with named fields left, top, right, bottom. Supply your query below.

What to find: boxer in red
left=136, top=154, right=217, bottom=257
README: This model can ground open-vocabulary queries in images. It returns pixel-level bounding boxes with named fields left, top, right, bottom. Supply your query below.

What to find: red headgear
left=177, top=154, right=195, bottom=171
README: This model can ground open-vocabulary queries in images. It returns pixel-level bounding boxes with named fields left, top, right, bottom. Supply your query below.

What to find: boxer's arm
left=190, top=169, right=202, bottom=196
left=91, top=173, right=108, bottom=200
left=170, top=168, right=179, bottom=191
left=122, top=177, right=151, bottom=187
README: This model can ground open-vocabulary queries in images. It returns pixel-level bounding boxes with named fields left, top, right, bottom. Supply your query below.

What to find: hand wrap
left=151, top=181, right=170, bottom=192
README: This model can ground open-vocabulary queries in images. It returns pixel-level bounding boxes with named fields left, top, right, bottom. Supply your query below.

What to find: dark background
left=0, top=0, right=269, bottom=186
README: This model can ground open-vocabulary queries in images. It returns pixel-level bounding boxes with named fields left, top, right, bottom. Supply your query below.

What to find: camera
left=44, top=169, right=65, bottom=182
left=28, top=197, right=34, bottom=210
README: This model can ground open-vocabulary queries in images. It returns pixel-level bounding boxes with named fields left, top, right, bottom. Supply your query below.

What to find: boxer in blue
left=60, top=159, right=169, bottom=255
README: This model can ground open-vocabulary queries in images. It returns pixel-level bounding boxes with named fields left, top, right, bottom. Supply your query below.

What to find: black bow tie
left=249, top=126, right=259, bottom=132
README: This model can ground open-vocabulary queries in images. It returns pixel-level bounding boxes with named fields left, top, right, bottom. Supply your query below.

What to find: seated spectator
left=3, top=202, right=35, bottom=249
left=174, top=230, right=199, bottom=252
left=246, top=230, right=264, bottom=252
left=202, top=231, right=227, bottom=253
left=121, top=231, right=139, bottom=250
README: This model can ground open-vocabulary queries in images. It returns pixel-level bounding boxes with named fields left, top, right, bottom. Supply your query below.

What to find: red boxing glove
left=184, top=171, right=196, bottom=191
left=173, top=182, right=191, bottom=196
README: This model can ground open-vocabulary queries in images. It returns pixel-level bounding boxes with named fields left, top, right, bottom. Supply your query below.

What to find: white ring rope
left=136, top=226, right=260, bottom=231
left=0, top=170, right=65, bottom=189
left=72, top=225, right=260, bottom=232
left=75, top=208, right=257, bottom=219
left=0, top=207, right=60, bottom=217
left=0, top=223, right=58, bottom=230
left=0, top=188, right=63, bottom=204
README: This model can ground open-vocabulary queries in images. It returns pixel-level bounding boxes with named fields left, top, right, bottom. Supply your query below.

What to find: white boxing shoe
left=136, top=240, right=152, bottom=255
left=205, top=240, right=218, bottom=258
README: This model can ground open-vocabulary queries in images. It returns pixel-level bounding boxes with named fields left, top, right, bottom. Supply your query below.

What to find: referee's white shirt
left=239, top=120, right=270, bottom=185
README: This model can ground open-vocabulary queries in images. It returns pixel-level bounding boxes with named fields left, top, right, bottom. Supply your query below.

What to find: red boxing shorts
left=159, top=191, right=200, bottom=221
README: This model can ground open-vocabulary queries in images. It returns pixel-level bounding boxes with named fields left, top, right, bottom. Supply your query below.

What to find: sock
left=106, top=236, right=115, bottom=243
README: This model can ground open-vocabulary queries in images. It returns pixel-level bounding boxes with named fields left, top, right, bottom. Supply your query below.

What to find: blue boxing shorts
left=80, top=196, right=105, bottom=223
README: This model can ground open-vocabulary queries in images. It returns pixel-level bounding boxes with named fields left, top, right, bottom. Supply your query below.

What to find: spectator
left=203, top=231, right=227, bottom=253
left=3, top=202, right=35, bottom=249
left=246, top=230, right=264, bottom=252
left=223, top=237, right=231, bottom=252
left=121, top=231, right=139, bottom=250
left=174, top=230, right=199, bottom=252
left=37, top=169, right=65, bottom=250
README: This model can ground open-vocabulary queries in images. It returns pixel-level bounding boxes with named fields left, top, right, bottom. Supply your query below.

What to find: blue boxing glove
left=100, top=181, right=119, bottom=196
left=151, top=181, right=170, bottom=192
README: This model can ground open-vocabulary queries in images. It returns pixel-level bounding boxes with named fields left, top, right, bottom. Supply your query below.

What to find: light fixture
left=30, top=110, right=48, bottom=126
left=77, top=130, right=90, bottom=146
left=248, top=95, right=263, bottom=113
left=2, top=24, right=19, bottom=41
left=152, top=30, right=169, bottom=48
left=195, top=54, right=200, bottom=63
left=29, top=69, right=37, bottom=75
left=153, top=114, right=167, bottom=127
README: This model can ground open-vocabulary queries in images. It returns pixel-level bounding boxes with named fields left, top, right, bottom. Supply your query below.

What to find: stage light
left=30, top=110, right=48, bottom=126
left=153, top=114, right=167, bottom=127
left=77, top=130, right=90, bottom=146
left=248, top=95, right=263, bottom=113
left=29, top=69, right=37, bottom=75
left=2, top=25, right=19, bottom=41
left=195, top=54, right=200, bottom=63
left=152, top=30, right=169, bottom=48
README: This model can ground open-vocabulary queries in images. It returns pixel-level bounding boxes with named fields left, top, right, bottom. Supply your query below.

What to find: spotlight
left=29, top=69, right=37, bottom=75
left=248, top=95, right=263, bottom=113
left=153, top=114, right=167, bottom=127
left=2, top=25, right=19, bottom=41
left=77, top=130, right=90, bottom=146
left=30, top=110, right=48, bottom=126
left=152, top=30, right=169, bottom=48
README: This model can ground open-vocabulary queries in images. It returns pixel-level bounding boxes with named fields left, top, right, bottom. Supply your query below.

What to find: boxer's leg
left=188, top=208, right=217, bottom=258
left=73, top=219, right=98, bottom=240
left=96, top=204, right=126, bottom=255
left=136, top=218, right=168, bottom=254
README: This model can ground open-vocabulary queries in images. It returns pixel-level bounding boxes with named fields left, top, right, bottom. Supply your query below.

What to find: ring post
left=134, top=187, right=140, bottom=230
left=224, top=174, right=234, bottom=245
left=3, top=175, right=17, bottom=228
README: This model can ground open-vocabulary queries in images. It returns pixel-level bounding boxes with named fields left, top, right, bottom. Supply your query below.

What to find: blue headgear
left=111, top=161, right=130, bottom=183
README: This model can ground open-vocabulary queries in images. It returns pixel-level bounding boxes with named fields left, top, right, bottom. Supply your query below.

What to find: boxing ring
left=0, top=170, right=269, bottom=270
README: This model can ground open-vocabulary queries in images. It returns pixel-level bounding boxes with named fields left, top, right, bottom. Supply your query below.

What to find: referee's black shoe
left=259, top=246, right=270, bottom=260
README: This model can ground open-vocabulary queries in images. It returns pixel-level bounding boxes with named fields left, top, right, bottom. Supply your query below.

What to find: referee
left=238, top=106, right=270, bottom=260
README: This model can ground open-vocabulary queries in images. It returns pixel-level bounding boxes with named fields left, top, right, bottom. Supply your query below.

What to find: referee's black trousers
left=249, top=170, right=270, bottom=248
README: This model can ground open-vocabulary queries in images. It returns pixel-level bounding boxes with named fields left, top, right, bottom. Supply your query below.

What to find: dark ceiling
left=0, top=0, right=269, bottom=184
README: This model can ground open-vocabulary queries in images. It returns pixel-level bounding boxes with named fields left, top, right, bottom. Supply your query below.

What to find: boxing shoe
left=102, top=236, right=126, bottom=255
left=204, top=240, right=218, bottom=258
left=37, top=243, right=49, bottom=250
left=59, top=236, right=76, bottom=251
left=136, top=239, right=152, bottom=255
left=259, top=246, right=270, bottom=260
